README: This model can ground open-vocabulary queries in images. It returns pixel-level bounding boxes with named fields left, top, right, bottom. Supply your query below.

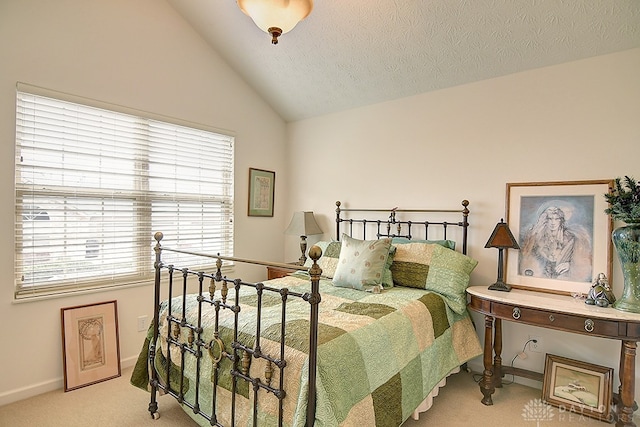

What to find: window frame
left=14, top=83, right=235, bottom=300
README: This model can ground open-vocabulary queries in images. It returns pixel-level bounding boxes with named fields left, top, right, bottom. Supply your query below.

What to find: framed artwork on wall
left=542, top=354, right=613, bottom=422
left=505, top=180, right=613, bottom=296
left=61, top=300, right=121, bottom=391
left=248, top=168, right=275, bottom=217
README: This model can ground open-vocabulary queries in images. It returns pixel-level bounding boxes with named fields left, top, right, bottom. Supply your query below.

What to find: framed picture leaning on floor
left=542, top=353, right=613, bottom=422
left=61, top=300, right=121, bottom=391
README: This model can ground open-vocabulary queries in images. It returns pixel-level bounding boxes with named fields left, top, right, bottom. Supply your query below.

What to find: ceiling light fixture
left=237, top=0, right=313, bottom=45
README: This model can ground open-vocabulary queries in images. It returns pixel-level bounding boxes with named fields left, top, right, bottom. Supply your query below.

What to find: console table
left=467, top=285, right=640, bottom=427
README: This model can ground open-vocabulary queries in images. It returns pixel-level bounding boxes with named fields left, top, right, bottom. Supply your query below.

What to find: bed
left=131, top=200, right=483, bottom=426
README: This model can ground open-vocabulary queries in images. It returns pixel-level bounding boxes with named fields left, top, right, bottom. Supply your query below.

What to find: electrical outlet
left=137, top=315, right=148, bottom=332
left=529, top=335, right=542, bottom=353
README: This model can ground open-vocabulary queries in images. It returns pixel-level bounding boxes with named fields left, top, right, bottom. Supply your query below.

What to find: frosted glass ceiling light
left=237, top=0, right=313, bottom=45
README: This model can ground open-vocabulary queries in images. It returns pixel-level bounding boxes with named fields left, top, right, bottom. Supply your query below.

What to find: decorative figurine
left=585, top=273, right=616, bottom=307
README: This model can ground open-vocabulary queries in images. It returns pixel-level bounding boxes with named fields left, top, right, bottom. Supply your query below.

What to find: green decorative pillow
left=391, top=237, right=456, bottom=251
left=307, top=239, right=394, bottom=287
left=389, top=242, right=439, bottom=288
left=424, top=245, right=478, bottom=314
left=303, top=241, right=341, bottom=278
left=332, top=235, right=393, bottom=290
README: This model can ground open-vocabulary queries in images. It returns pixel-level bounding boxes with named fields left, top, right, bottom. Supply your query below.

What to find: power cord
left=503, top=338, right=537, bottom=385
left=473, top=338, right=537, bottom=385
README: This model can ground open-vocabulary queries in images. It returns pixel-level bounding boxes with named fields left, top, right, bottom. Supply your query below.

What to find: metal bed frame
left=336, top=200, right=470, bottom=254
left=146, top=200, right=471, bottom=426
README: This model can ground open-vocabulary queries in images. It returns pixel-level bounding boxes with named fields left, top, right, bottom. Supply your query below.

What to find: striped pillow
left=424, top=244, right=478, bottom=314
left=304, top=241, right=341, bottom=278
left=389, top=242, right=438, bottom=288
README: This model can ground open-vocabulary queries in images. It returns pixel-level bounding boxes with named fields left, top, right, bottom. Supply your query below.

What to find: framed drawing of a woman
left=505, top=180, right=613, bottom=295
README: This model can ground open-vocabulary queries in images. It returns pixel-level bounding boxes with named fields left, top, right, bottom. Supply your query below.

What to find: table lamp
left=285, top=211, right=323, bottom=265
left=485, top=219, right=520, bottom=292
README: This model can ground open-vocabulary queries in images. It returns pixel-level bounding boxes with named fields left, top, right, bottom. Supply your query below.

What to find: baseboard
left=0, top=355, right=139, bottom=407
left=0, top=378, right=62, bottom=407
left=465, top=359, right=543, bottom=390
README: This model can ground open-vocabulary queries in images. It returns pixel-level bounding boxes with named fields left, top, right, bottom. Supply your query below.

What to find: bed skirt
left=411, top=366, right=461, bottom=420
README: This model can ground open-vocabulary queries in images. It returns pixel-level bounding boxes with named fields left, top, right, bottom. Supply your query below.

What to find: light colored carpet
left=0, top=366, right=633, bottom=426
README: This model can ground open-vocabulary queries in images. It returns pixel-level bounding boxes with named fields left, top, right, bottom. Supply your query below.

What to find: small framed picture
left=61, top=300, right=121, bottom=391
left=505, top=180, right=613, bottom=295
left=542, top=354, right=613, bottom=422
left=248, top=167, right=275, bottom=217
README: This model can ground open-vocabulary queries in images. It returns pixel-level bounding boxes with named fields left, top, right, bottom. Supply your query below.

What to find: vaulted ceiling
left=167, top=0, right=640, bottom=122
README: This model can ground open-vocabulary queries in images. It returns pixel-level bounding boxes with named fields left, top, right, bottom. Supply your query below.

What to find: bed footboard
left=147, top=232, right=322, bottom=426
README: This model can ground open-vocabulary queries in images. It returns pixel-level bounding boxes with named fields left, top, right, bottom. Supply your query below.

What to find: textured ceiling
left=167, top=0, right=640, bottom=122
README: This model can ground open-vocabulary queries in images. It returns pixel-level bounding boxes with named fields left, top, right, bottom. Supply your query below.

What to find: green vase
left=612, top=223, right=640, bottom=313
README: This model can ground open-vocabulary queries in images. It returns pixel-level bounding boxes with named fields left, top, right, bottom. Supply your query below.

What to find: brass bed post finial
left=308, top=245, right=323, bottom=281
left=461, top=199, right=470, bottom=217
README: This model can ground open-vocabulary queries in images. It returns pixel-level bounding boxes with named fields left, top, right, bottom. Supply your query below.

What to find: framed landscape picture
left=248, top=168, right=275, bottom=217
left=542, top=354, right=613, bottom=422
left=505, top=180, right=613, bottom=296
left=61, top=300, right=121, bottom=391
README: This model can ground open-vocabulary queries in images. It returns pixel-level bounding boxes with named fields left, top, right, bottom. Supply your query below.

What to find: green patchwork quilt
left=131, top=272, right=482, bottom=426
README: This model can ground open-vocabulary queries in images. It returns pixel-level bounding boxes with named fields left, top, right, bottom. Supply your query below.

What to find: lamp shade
left=485, top=219, right=519, bottom=292
left=238, top=0, right=313, bottom=38
left=485, top=219, right=520, bottom=249
left=285, top=211, right=322, bottom=236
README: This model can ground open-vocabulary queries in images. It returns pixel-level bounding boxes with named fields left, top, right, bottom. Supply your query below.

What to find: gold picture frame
left=61, top=300, right=121, bottom=391
left=542, top=354, right=613, bottom=422
left=505, top=180, right=613, bottom=296
left=248, top=167, right=275, bottom=217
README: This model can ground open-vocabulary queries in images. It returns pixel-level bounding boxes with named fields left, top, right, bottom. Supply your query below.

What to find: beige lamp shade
left=285, top=211, right=322, bottom=237
left=285, top=211, right=322, bottom=265
left=238, top=0, right=313, bottom=44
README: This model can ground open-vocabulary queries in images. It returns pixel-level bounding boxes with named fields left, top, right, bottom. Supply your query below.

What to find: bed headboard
left=335, top=200, right=470, bottom=255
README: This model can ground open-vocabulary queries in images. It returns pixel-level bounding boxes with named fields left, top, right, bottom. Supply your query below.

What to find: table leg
left=480, top=315, right=495, bottom=405
left=494, top=318, right=503, bottom=388
left=618, top=342, right=624, bottom=408
left=617, top=340, right=637, bottom=427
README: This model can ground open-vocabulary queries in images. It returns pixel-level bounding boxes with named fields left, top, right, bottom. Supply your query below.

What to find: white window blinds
left=15, top=89, right=234, bottom=298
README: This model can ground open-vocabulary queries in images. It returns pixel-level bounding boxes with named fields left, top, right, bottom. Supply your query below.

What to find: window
left=15, top=87, right=234, bottom=299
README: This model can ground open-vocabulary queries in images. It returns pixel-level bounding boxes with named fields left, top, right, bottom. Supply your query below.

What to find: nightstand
left=266, top=263, right=300, bottom=280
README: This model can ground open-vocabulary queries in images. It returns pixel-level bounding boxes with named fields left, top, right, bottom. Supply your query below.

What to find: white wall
left=0, top=0, right=288, bottom=405
left=286, top=48, right=640, bottom=400
left=2, top=0, right=640, bottom=410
